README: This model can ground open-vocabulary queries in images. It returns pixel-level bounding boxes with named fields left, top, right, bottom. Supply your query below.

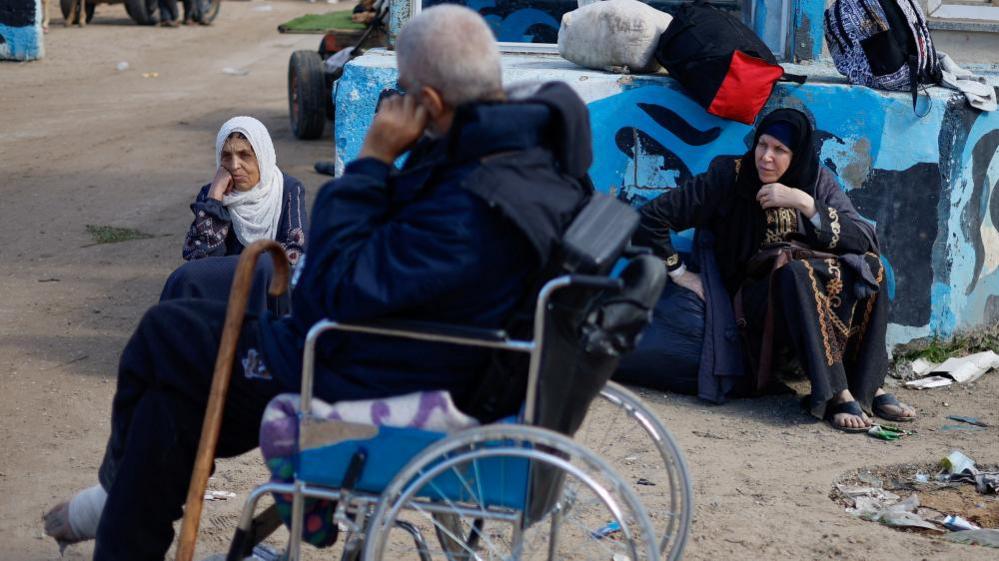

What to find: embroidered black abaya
left=634, top=109, right=889, bottom=418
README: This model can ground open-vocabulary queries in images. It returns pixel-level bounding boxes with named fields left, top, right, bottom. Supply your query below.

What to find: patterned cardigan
left=182, top=173, right=307, bottom=265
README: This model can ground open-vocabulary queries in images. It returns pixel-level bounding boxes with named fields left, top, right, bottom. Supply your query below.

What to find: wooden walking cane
left=175, top=240, right=290, bottom=561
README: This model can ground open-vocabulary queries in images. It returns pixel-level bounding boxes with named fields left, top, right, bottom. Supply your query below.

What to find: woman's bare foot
left=43, top=501, right=82, bottom=551
left=873, top=389, right=916, bottom=421
left=827, top=390, right=872, bottom=431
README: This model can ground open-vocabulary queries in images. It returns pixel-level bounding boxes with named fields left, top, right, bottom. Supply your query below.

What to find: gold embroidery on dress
left=802, top=259, right=855, bottom=366
left=827, top=207, right=841, bottom=249
left=763, top=207, right=799, bottom=246
left=852, top=253, right=886, bottom=356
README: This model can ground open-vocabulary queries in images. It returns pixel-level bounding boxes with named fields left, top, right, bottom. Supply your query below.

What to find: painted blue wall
left=391, top=0, right=824, bottom=61
left=0, top=0, right=43, bottom=61
left=335, top=50, right=999, bottom=349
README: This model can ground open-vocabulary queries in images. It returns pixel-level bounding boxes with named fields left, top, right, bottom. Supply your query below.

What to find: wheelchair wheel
left=363, top=424, right=659, bottom=561
left=576, top=381, right=694, bottom=561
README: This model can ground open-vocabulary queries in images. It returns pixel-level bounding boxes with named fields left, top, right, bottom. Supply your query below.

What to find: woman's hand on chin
left=757, top=182, right=817, bottom=218
left=209, top=167, right=234, bottom=201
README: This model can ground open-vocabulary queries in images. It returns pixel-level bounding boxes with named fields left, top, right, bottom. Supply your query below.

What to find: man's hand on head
left=359, top=94, right=429, bottom=165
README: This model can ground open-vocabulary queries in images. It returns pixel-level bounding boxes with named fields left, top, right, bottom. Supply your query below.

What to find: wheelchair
left=192, top=194, right=693, bottom=561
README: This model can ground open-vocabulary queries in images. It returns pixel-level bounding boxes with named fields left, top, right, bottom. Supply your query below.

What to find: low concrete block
left=335, top=50, right=999, bottom=349
left=0, top=0, right=44, bottom=61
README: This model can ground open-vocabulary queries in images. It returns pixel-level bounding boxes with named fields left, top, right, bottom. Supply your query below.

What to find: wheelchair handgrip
left=566, top=275, right=624, bottom=292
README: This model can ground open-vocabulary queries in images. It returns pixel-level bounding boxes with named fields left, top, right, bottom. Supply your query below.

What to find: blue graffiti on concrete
left=421, top=0, right=703, bottom=43
left=0, top=0, right=43, bottom=61
left=333, top=52, right=999, bottom=343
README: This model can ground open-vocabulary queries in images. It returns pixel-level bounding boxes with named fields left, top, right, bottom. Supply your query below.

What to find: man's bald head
left=396, top=5, right=503, bottom=107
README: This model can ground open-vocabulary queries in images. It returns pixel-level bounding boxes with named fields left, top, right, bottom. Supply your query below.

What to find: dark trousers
left=159, top=254, right=290, bottom=316
left=613, top=282, right=704, bottom=395
left=94, top=300, right=290, bottom=561
left=158, top=0, right=178, bottom=22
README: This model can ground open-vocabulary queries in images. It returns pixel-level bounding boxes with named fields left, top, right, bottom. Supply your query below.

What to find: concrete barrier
left=334, top=50, right=999, bottom=349
left=1, top=0, right=44, bottom=61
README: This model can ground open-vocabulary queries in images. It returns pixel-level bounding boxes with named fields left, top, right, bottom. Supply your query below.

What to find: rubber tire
left=126, top=0, right=158, bottom=25
left=60, top=0, right=96, bottom=23
left=194, top=0, right=221, bottom=23
left=288, top=50, right=327, bottom=140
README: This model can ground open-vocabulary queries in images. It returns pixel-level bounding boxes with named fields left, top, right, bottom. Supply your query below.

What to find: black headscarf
left=711, top=109, right=822, bottom=292
left=736, top=108, right=820, bottom=197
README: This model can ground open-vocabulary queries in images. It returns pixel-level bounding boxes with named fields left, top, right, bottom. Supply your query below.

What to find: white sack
left=558, top=0, right=672, bottom=74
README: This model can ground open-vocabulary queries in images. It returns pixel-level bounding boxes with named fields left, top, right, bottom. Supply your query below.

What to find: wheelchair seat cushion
left=260, top=390, right=478, bottom=461
left=258, top=390, right=479, bottom=548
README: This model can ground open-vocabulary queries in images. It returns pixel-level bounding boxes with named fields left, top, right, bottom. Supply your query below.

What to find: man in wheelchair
left=44, top=5, right=597, bottom=560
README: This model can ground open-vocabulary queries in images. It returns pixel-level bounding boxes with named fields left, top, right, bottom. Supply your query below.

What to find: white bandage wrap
left=68, top=484, right=107, bottom=539
left=667, top=263, right=687, bottom=279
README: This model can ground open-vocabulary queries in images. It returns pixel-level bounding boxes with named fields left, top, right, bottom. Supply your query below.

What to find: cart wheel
left=288, top=50, right=327, bottom=140
left=60, top=0, right=96, bottom=23
left=125, top=0, right=158, bottom=25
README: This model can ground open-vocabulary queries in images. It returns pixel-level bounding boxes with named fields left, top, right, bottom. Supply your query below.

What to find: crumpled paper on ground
left=905, top=350, right=999, bottom=389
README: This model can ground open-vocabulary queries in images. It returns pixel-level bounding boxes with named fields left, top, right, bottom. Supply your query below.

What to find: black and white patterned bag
left=825, top=0, right=940, bottom=106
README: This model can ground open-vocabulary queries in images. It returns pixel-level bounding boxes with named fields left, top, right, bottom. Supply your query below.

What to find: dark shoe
left=824, top=400, right=871, bottom=433
left=314, top=160, right=337, bottom=176
left=873, top=393, right=916, bottom=422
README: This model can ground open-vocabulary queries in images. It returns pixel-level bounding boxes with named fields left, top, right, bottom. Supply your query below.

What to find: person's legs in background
left=157, top=0, right=179, bottom=26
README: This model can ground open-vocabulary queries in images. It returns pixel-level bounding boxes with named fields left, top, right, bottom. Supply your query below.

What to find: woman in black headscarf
left=630, top=108, right=915, bottom=432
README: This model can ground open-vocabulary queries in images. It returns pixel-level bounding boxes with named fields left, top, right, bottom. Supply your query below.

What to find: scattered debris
left=251, top=3, right=273, bottom=11
left=868, top=425, right=911, bottom=441
left=905, top=376, right=953, bottom=389
left=833, top=460, right=999, bottom=539
left=590, top=520, right=621, bottom=539
left=943, top=514, right=980, bottom=531
left=636, top=478, right=656, bottom=486
left=941, top=424, right=985, bottom=432
left=941, top=451, right=976, bottom=475
left=204, top=490, right=236, bottom=501
left=905, top=350, right=999, bottom=389
left=943, top=528, right=999, bottom=547
left=977, top=473, right=999, bottom=495
left=947, top=415, right=989, bottom=427
left=141, top=72, right=159, bottom=78
left=115, top=61, right=129, bottom=71
left=222, top=67, right=250, bottom=76
left=37, top=278, right=60, bottom=283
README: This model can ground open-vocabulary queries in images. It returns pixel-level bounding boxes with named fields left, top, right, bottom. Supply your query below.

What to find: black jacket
left=258, top=82, right=592, bottom=403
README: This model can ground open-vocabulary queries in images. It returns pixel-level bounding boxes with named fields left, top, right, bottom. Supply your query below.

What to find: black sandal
left=824, top=400, right=870, bottom=433
left=873, top=393, right=916, bottom=422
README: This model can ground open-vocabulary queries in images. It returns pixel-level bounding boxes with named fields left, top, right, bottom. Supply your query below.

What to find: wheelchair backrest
left=526, top=207, right=666, bottom=524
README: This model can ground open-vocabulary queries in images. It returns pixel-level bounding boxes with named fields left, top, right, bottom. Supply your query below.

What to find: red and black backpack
left=654, top=0, right=805, bottom=124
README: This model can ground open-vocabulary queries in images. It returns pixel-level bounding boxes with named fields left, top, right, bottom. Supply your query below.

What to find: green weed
left=85, top=224, right=155, bottom=245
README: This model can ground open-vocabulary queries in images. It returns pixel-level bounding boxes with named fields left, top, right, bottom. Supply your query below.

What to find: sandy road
left=2, top=2, right=998, bottom=560
left=1, top=2, right=333, bottom=558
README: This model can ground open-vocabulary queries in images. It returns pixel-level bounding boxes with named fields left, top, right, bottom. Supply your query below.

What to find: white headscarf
left=215, top=116, right=285, bottom=247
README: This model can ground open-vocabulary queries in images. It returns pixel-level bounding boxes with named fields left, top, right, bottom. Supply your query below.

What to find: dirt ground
left=1, top=2, right=997, bottom=560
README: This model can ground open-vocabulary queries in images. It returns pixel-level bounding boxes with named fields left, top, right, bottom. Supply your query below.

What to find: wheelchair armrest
left=622, top=244, right=652, bottom=258
left=353, top=318, right=509, bottom=343
left=565, top=275, right=623, bottom=292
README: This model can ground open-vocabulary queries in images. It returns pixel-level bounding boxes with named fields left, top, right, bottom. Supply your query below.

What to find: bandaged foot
left=43, top=484, right=107, bottom=552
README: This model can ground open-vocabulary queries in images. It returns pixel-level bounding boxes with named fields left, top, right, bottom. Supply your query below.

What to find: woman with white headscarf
left=161, top=116, right=307, bottom=315
left=182, top=116, right=307, bottom=264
